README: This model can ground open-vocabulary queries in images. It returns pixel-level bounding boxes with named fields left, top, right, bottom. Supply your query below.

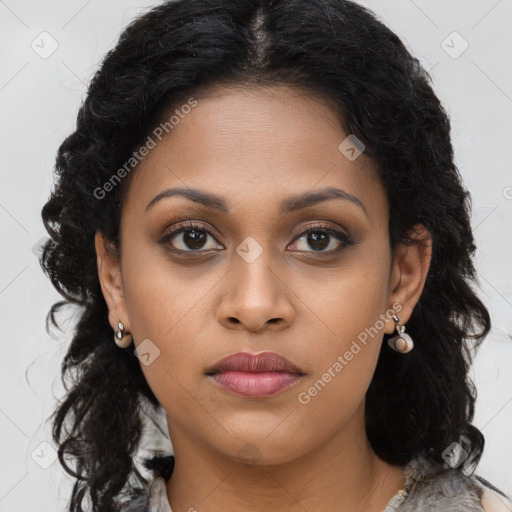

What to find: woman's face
left=96, top=84, right=430, bottom=466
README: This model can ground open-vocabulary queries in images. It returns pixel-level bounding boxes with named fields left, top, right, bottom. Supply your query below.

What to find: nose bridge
left=232, top=236, right=282, bottom=303
left=217, top=235, right=295, bottom=332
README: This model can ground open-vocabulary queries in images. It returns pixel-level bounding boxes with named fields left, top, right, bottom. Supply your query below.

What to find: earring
left=114, top=321, right=132, bottom=348
left=387, top=313, right=414, bottom=353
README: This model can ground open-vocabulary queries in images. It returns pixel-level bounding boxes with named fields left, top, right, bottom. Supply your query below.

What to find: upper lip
left=205, top=351, right=304, bottom=375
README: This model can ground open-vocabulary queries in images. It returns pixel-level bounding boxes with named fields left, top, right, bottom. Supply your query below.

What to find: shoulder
left=399, top=452, right=511, bottom=511
left=119, top=476, right=172, bottom=512
left=480, top=485, right=512, bottom=512
left=147, top=475, right=173, bottom=512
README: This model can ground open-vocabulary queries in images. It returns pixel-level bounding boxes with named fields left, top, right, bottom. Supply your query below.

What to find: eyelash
left=158, top=221, right=354, bottom=256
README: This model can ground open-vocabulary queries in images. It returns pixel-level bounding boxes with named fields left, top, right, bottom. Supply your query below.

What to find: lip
left=205, top=351, right=304, bottom=374
left=205, top=351, right=305, bottom=398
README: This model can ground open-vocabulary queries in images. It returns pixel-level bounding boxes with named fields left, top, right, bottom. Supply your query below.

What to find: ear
left=384, top=224, right=433, bottom=333
left=95, top=231, right=130, bottom=332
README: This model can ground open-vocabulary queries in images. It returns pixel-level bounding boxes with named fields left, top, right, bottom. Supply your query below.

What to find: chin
left=213, top=431, right=307, bottom=468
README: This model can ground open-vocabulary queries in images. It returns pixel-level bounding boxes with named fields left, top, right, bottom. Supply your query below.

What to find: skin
left=95, top=84, right=433, bottom=512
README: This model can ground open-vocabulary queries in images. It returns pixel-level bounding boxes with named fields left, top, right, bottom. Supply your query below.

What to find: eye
left=158, top=221, right=223, bottom=252
left=288, top=224, right=354, bottom=254
left=159, top=221, right=354, bottom=255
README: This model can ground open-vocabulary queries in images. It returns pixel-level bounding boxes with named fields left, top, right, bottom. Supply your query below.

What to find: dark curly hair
left=40, top=0, right=495, bottom=510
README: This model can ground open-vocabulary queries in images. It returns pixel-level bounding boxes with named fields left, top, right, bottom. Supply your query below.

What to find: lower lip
left=209, top=371, right=302, bottom=398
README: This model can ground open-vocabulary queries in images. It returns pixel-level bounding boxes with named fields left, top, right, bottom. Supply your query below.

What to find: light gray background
left=1, top=1, right=511, bottom=510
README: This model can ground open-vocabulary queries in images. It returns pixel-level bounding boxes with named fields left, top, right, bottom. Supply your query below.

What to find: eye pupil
left=308, top=232, right=329, bottom=251
left=184, top=229, right=206, bottom=249
left=162, top=224, right=347, bottom=255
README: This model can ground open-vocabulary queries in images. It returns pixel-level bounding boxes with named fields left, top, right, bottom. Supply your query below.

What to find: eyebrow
left=145, top=186, right=368, bottom=218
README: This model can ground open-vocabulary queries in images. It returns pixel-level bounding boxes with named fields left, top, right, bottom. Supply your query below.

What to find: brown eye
left=289, top=225, right=354, bottom=254
left=159, top=222, right=223, bottom=252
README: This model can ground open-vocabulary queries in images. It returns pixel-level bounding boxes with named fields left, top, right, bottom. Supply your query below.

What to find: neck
left=165, top=403, right=405, bottom=512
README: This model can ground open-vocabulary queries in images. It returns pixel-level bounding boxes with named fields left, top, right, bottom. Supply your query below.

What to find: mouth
left=205, top=350, right=305, bottom=375
left=205, top=351, right=305, bottom=398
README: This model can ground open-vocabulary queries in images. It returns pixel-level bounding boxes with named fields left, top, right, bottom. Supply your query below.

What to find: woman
left=40, top=0, right=512, bottom=510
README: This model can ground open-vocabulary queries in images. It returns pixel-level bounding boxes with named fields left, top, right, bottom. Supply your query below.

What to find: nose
left=216, top=258, right=296, bottom=333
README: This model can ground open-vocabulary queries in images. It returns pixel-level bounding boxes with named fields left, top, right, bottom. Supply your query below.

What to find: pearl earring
left=114, top=321, right=132, bottom=348
left=387, top=313, right=414, bottom=353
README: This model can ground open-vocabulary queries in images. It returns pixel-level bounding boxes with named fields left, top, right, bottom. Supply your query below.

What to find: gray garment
left=124, top=451, right=511, bottom=511
left=382, top=451, right=488, bottom=512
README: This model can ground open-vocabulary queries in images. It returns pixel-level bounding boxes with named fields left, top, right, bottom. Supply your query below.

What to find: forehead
left=123, top=84, right=387, bottom=221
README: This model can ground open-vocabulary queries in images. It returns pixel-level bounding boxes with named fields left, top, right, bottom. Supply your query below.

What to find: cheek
left=292, top=285, right=386, bottom=440
left=293, top=249, right=390, bottom=407
left=121, top=234, right=214, bottom=341
left=120, top=242, right=225, bottom=402
left=301, top=246, right=390, bottom=354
